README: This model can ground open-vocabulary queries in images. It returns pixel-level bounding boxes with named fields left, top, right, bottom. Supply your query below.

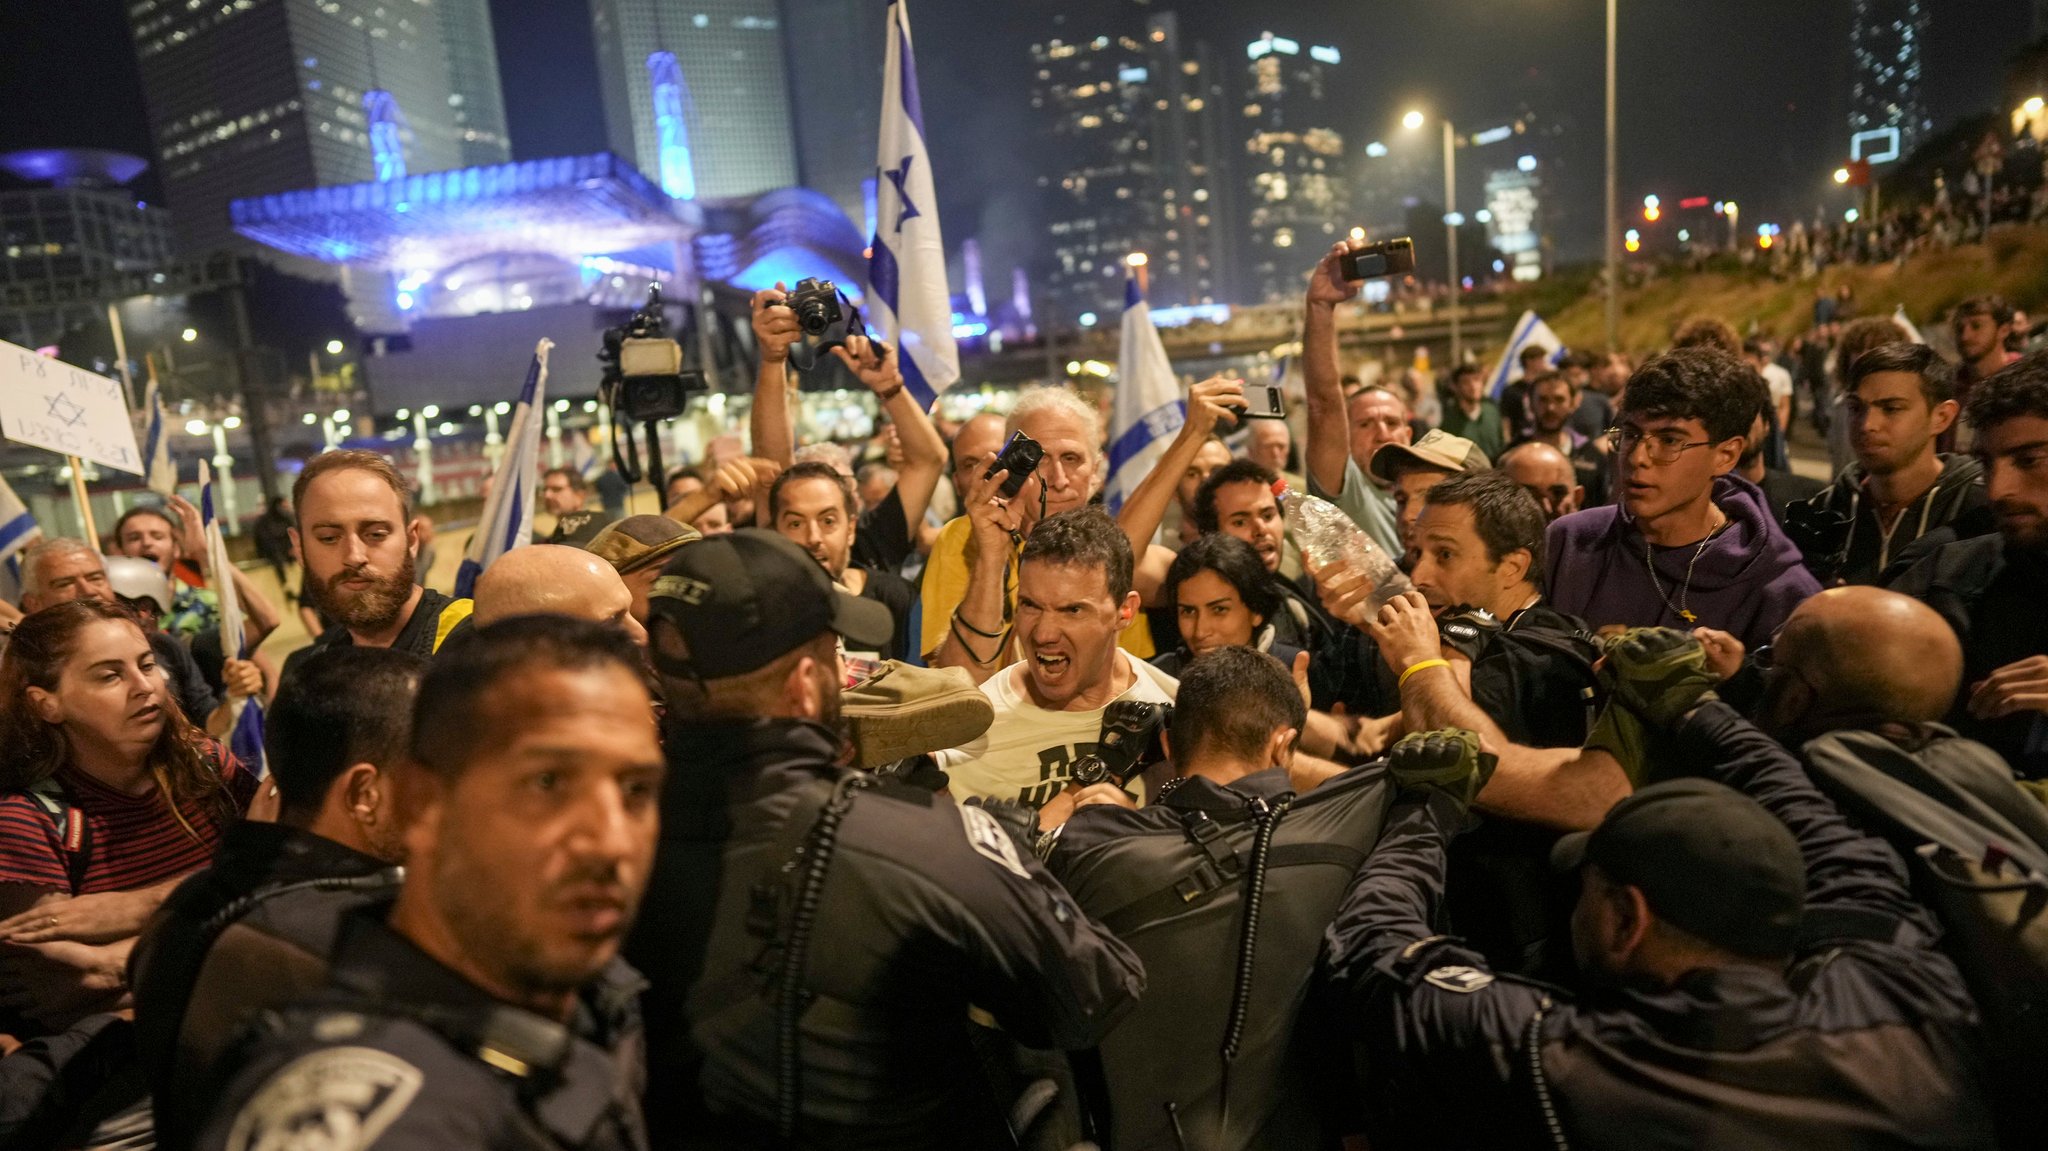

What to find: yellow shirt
left=919, top=515, right=1155, bottom=662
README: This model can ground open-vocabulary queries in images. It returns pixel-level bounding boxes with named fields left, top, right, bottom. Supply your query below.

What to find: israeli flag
left=0, top=472, right=42, bottom=594
left=143, top=371, right=175, bottom=497
left=200, top=462, right=265, bottom=777
left=1104, top=277, right=1184, bottom=516
left=455, top=339, right=551, bottom=599
left=1484, top=310, right=1565, bottom=399
left=867, top=1, right=959, bottom=407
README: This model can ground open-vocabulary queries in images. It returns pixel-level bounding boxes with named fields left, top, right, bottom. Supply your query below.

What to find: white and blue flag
left=199, top=461, right=265, bottom=777
left=1104, top=277, right=1184, bottom=516
left=0, top=471, right=40, bottom=596
left=866, top=1, right=959, bottom=407
left=1893, top=304, right=1926, bottom=345
left=455, top=339, right=551, bottom=599
left=1485, top=310, right=1564, bottom=400
left=143, top=370, right=175, bottom=497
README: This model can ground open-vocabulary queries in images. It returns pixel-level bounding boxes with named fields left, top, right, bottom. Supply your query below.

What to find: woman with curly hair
left=0, top=599, right=259, bottom=1028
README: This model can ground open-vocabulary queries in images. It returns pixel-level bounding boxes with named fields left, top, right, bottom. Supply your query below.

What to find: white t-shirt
left=1762, top=362, right=1794, bottom=403
left=935, top=650, right=1179, bottom=810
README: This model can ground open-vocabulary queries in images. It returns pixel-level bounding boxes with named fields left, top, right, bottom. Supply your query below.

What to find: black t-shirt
left=852, top=487, right=915, bottom=574
left=855, top=565, right=917, bottom=663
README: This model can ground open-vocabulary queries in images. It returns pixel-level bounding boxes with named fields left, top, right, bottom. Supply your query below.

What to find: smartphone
left=1339, top=237, right=1418, bottom=281
left=1242, top=384, right=1286, bottom=420
left=984, top=431, right=1044, bottom=498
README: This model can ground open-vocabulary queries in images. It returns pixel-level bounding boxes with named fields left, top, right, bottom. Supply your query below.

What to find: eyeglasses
left=1606, top=425, right=1715, bottom=464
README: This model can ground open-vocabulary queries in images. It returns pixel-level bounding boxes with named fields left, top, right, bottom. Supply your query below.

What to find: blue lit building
left=0, top=150, right=176, bottom=347
left=229, top=153, right=867, bottom=412
left=125, top=0, right=511, bottom=257
left=591, top=0, right=798, bottom=202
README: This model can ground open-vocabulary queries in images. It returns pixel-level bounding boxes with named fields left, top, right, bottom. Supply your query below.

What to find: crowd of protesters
left=0, top=231, right=2044, bottom=1151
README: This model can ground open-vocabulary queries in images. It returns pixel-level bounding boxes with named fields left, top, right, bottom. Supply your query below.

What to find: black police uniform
left=1045, top=764, right=1391, bottom=1151
left=645, top=717, right=1144, bottom=1151
left=196, top=910, right=650, bottom=1151
left=1322, top=702, right=1997, bottom=1150
left=131, top=821, right=403, bottom=1151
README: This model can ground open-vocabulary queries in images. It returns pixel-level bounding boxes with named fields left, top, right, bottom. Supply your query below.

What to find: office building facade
left=125, top=0, right=510, bottom=255
left=1029, top=8, right=1235, bottom=325
left=1848, top=0, right=1931, bottom=163
left=1241, top=32, right=1349, bottom=304
left=591, top=0, right=799, bottom=202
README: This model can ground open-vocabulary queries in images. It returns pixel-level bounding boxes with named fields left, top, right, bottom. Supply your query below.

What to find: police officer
left=1039, top=646, right=1391, bottom=1151
left=631, top=529, right=1145, bottom=1150
left=197, top=616, right=667, bottom=1150
left=132, top=646, right=419, bottom=1151
left=1324, top=632, right=1996, bottom=1150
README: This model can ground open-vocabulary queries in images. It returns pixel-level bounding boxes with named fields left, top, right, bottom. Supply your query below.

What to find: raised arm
left=927, top=466, right=1026, bottom=684
left=833, top=336, right=947, bottom=544
left=747, top=285, right=801, bottom=468
left=1115, top=375, right=1244, bottom=605
left=1303, top=242, right=1365, bottom=497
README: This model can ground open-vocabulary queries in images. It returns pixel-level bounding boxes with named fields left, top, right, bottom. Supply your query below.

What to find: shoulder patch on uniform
left=225, top=1046, right=424, bottom=1151
left=1423, top=965, right=1496, bottom=993
left=958, top=804, right=1031, bottom=879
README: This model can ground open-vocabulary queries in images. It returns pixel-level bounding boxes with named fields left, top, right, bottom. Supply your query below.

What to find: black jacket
left=131, top=822, right=401, bottom=1151
left=1046, top=765, right=1391, bottom=1151
left=1887, top=532, right=2048, bottom=778
left=1322, top=702, right=1995, bottom=1150
left=1798, top=454, right=1993, bottom=585
left=651, top=718, right=1144, bottom=1151
left=197, top=912, right=649, bottom=1150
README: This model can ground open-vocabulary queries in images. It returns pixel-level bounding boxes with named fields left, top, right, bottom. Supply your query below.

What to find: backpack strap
left=432, top=597, right=475, bottom=653
left=25, top=775, right=90, bottom=893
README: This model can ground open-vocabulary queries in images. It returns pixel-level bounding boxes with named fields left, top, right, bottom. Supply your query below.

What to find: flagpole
left=107, top=302, right=137, bottom=408
left=67, top=456, right=98, bottom=546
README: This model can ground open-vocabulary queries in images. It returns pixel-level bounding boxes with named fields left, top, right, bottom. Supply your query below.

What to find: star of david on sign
left=44, top=393, right=86, bottom=427
left=884, top=155, right=922, bottom=232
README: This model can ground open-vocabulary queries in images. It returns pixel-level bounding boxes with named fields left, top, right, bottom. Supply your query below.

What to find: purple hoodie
left=1545, top=474, right=1821, bottom=650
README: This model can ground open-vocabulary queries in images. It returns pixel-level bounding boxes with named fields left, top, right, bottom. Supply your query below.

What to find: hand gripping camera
left=1069, top=700, right=1174, bottom=789
left=783, top=278, right=885, bottom=371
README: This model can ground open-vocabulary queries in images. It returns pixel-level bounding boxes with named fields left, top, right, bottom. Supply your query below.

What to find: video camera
left=1070, top=700, right=1174, bottom=789
left=599, top=283, right=705, bottom=424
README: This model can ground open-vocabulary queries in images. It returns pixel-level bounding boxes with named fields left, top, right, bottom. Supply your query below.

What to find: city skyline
left=0, top=1, right=2033, bottom=300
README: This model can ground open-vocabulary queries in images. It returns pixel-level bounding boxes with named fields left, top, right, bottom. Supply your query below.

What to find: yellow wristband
left=1398, top=658, right=1451, bottom=689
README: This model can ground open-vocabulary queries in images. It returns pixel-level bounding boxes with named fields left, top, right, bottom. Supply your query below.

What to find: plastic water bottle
left=1272, top=480, right=1414, bottom=613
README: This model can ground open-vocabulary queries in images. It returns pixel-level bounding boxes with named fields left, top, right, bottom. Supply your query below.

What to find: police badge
left=225, top=1046, right=424, bottom=1151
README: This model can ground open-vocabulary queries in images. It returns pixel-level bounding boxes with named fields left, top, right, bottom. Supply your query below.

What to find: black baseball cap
left=646, top=529, right=893, bottom=680
left=1552, top=778, right=1805, bottom=959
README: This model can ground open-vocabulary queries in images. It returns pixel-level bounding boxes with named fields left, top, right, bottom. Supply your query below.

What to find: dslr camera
left=782, top=277, right=885, bottom=371
left=599, top=283, right=705, bottom=423
left=1070, top=700, right=1174, bottom=789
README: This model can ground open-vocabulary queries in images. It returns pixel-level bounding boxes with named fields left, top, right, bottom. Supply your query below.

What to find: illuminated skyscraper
left=124, top=0, right=510, bottom=255
left=1242, top=32, right=1349, bottom=304
left=1030, top=8, right=1234, bottom=324
left=590, top=0, right=798, bottom=202
left=781, top=0, right=888, bottom=229
left=1849, top=0, right=1931, bottom=163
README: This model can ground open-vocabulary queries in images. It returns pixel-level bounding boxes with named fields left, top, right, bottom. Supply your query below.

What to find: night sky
left=1, top=0, right=2032, bottom=273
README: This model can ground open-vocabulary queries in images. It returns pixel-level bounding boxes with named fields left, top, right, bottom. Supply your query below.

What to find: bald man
left=1739, top=586, right=1962, bottom=745
left=1498, top=441, right=1586, bottom=522
left=470, top=544, right=647, bottom=645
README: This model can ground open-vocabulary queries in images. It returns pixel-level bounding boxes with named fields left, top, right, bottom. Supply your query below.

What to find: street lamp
left=1405, top=108, right=1462, bottom=365
left=180, top=327, right=198, bottom=343
left=325, top=339, right=345, bottom=356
